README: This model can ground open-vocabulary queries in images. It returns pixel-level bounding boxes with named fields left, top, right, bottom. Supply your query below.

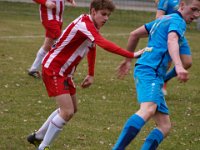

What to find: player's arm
left=156, top=10, right=166, bottom=18
left=85, top=21, right=140, bottom=58
left=117, top=25, right=148, bottom=79
left=168, top=32, right=189, bottom=82
left=33, top=0, right=56, bottom=9
left=155, top=0, right=167, bottom=18
left=67, top=0, right=76, bottom=7
left=81, top=46, right=96, bottom=88
left=126, top=25, right=148, bottom=60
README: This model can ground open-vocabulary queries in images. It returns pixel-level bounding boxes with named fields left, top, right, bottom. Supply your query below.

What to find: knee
left=138, top=105, right=157, bottom=121
left=146, top=107, right=157, bottom=117
left=60, top=108, right=75, bottom=121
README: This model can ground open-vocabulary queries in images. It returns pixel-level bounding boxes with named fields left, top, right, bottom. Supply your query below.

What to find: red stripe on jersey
left=48, top=30, right=88, bottom=73
left=43, top=14, right=134, bottom=78
left=37, top=0, right=64, bottom=23
left=52, top=7, right=56, bottom=21
left=33, top=0, right=46, bottom=5
left=40, top=5, right=47, bottom=22
left=82, top=16, right=134, bottom=58
left=42, top=22, right=76, bottom=68
left=87, top=47, right=96, bottom=76
left=59, top=1, right=63, bottom=22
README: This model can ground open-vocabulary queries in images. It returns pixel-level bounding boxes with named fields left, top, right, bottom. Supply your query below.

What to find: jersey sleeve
left=33, top=0, right=46, bottom=5
left=145, top=20, right=156, bottom=34
left=168, top=19, right=186, bottom=38
left=87, top=46, right=96, bottom=76
left=83, top=18, right=134, bottom=58
left=157, top=0, right=168, bottom=11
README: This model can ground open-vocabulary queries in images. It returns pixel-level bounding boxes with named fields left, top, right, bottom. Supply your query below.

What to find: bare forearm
left=168, top=33, right=183, bottom=67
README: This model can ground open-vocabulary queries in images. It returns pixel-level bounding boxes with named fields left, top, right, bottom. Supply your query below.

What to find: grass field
left=0, top=1, right=200, bottom=150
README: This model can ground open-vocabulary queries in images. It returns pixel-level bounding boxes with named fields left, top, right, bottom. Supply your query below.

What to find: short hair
left=90, top=0, right=115, bottom=12
left=181, top=0, right=200, bottom=5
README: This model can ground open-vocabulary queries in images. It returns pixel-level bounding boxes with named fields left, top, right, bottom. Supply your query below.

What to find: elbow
left=129, top=31, right=139, bottom=41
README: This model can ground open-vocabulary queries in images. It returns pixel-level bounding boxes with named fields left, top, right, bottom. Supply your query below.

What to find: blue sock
left=113, top=114, right=145, bottom=150
left=141, top=128, right=164, bottom=150
left=164, top=67, right=177, bottom=82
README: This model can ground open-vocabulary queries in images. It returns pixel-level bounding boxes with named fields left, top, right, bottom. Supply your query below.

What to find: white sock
left=29, top=47, right=47, bottom=71
left=35, top=109, right=59, bottom=140
left=38, top=114, right=66, bottom=149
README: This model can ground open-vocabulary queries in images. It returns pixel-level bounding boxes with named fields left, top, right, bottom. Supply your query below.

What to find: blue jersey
left=157, top=0, right=180, bottom=14
left=136, top=12, right=186, bottom=77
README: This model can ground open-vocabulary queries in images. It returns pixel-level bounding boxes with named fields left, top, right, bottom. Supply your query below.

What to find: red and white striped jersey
left=42, top=14, right=134, bottom=77
left=33, top=0, right=65, bottom=23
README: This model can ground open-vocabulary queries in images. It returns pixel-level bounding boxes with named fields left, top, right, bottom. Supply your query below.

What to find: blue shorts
left=134, top=65, right=169, bottom=114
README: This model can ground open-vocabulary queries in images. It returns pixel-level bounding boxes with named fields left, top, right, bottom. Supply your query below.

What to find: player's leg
left=27, top=109, right=59, bottom=146
left=112, top=102, right=157, bottom=150
left=141, top=111, right=171, bottom=149
left=28, top=21, right=61, bottom=78
left=28, top=37, right=54, bottom=78
left=113, top=66, right=162, bottom=149
left=38, top=93, right=76, bottom=149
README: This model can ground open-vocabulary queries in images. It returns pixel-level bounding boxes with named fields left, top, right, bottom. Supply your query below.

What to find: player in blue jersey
left=155, top=0, right=192, bottom=95
left=156, top=0, right=180, bottom=17
left=113, top=0, right=200, bottom=149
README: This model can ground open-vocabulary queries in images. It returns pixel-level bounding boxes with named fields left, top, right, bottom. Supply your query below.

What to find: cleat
left=27, top=132, right=42, bottom=147
left=162, top=83, right=167, bottom=95
left=44, top=147, right=50, bottom=150
left=28, top=70, right=41, bottom=79
left=37, top=146, right=50, bottom=150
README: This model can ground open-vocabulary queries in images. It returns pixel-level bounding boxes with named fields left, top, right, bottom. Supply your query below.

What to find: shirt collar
left=174, top=10, right=183, bottom=18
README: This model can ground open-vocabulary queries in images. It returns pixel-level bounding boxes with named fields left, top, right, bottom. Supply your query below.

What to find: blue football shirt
left=157, top=0, right=180, bottom=14
left=136, top=12, right=186, bottom=77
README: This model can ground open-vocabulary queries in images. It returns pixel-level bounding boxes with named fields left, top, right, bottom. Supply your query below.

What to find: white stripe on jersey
left=76, top=19, right=95, bottom=42
left=43, top=14, right=98, bottom=77
left=40, top=0, right=64, bottom=22
left=59, top=40, right=90, bottom=76
left=44, top=23, right=78, bottom=68
left=47, top=8, right=53, bottom=20
left=55, top=0, right=60, bottom=21
left=44, top=15, right=94, bottom=69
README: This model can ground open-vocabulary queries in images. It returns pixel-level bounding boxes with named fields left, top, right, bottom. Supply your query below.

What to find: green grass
left=0, top=1, right=200, bottom=150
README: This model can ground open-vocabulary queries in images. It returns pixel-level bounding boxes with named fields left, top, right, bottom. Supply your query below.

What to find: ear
left=90, top=8, right=96, bottom=16
left=179, top=1, right=186, bottom=10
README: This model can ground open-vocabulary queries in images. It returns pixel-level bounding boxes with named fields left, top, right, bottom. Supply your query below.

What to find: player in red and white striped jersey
left=27, top=0, right=144, bottom=149
left=28, top=0, right=76, bottom=78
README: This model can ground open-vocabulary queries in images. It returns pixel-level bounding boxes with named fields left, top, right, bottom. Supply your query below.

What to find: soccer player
left=27, top=0, right=143, bottom=149
left=113, top=0, right=200, bottom=149
left=28, top=0, right=76, bottom=78
left=155, top=0, right=192, bottom=95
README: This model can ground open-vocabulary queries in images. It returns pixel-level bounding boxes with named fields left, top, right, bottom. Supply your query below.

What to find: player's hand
left=133, top=48, right=145, bottom=58
left=67, top=0, right=77, bottom=7
left=45, top=1, right=56, bottom=9
left=175, top=65, right=189, bottom=83
left=81, top=75, right=94, bottom=88
left=116, top=60, right=131, bottom=79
